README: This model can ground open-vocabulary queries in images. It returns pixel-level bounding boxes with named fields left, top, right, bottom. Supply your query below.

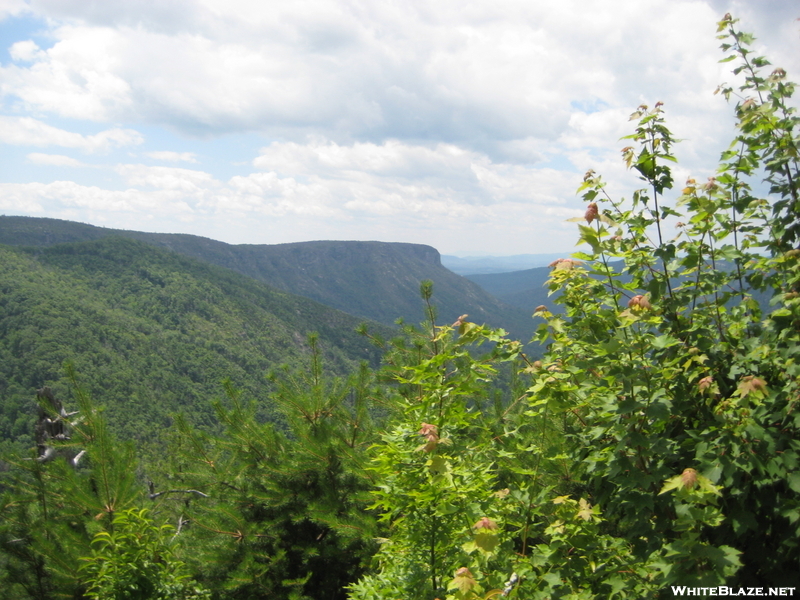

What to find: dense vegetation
left=1, top=15, right=798, bottom=599
left=0, top=218, right=535, bottom=341
left=0, top=237, right=386, bottom=450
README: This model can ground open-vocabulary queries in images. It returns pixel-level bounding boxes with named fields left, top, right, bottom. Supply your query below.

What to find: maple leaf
left=449, top=567, right=477, bottom=594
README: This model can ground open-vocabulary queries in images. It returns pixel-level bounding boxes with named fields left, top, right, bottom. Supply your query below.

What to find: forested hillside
left=0, top=217, right=535, bottom=341
left=0, top=236, right=386, bottom=448
left=465, top=265, right=552, bottom=310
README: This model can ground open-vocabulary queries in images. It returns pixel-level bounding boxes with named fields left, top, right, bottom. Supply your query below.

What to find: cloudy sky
left=0, top=0, right=797, bottom=255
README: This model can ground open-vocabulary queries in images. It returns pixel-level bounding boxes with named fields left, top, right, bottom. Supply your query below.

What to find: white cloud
left=2, top=1, right=797, bottom=254
left=0, top=116, right=143, bottom=151
left=0, top=189, right=43, bottom=213
left=27, top=152, right=87, bottom=167
left=9, top=40, right=45, bottom=62
left=224, top=172, right=336, bottom=217
left=5, top=0, right=791, bottom=147
left=0, top=180, right=194, bottom=214
left=560, top=109, right=633, bottom=151
left=248, top=138, right=581, bottom=221
left=1, top=26, right=134, bottom=121
left=26, top=0, right=203, bottom=34
left=4, top=139, right=582, bottom=229
left=144, top=151, right=197, bottom=162
left=0, top=0, right=29, bottom=19
left=114, top=164, right=217, bottom=193
left=254, top=139, right=479, bottom=183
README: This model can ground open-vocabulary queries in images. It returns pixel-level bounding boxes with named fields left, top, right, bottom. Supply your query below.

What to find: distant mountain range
left=466, top=258, right=776, bottom=320
left=464, top=266, right=554, bottom=311
left=441, top=253, right=568, bottom=275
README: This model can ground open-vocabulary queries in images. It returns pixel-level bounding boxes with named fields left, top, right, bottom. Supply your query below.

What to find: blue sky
left=0, top=0, right=797, bottom=255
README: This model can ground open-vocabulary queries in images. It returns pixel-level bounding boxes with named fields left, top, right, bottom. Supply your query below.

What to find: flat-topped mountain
left=0, top=216, right=536, bottom=339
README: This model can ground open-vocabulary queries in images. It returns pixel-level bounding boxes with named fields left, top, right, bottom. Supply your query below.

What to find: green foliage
left=0, top=376, right=144, bottom=599
left=350, top=293, right=532, bottom=600
left=80, top=508, right=209, bottom=600
left=3, top=15, right=798, bottom=599
left=167, top=338, right=380, bottom=599
left=0, top=236, right=385, bottom=447
left=0, top=217, right=536, bottom=342
left=351, top=292, right=657, bottom=599
left=529, top=14, right=799, bottom=587
left=351, top=14, right=799, bottom=598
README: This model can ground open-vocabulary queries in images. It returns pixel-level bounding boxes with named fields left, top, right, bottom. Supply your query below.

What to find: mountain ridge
left=0, top=216, right=536, bottom=340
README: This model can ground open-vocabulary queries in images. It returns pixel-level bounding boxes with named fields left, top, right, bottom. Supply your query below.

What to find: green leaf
left=473, top=530, right=500, bottom=554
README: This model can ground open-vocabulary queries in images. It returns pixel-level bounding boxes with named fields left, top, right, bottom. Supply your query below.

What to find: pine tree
left=0, top=369, right=142, bottom=599
left=168, top=335, right=380, bottom=599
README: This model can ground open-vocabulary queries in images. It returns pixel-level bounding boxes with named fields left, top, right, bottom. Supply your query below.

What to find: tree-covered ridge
left=0, top=236, right=387, bottom=447
left=0, top=217, right=536, bottom=341
left=464, top=265, right=554, bottom=310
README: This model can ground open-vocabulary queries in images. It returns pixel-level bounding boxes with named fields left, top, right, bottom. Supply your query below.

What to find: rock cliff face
left=0, top=216, right=534, bottom=340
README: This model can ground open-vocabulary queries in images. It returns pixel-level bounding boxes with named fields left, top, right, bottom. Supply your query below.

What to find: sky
left=0, top=0, right=797, bottom=256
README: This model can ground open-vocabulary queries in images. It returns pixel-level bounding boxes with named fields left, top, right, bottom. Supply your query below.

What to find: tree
left=531, top=14, right=799, bottom=585
left=169, top=336, right=380, bottom=599
left=0, top=372, right=144, bottom=599
left=349, top=287, right=531, bottom=600
left=80, top=508, right=209, bottom=600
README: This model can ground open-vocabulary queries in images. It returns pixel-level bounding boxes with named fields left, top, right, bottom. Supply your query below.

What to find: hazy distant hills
left=466, top=259, right=775, bottom=320
left=442, top=253, right=566, bottom=275
left=0, top=216, right=536, bottom=340
left=464, top=266, right=554, bottom=311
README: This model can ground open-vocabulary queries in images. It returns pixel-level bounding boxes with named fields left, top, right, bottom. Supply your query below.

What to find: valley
left=0, top=215, right=545, bottom=450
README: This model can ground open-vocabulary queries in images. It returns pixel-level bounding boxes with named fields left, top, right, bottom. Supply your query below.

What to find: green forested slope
left=0, top=237, right=386, bottom=447
left=0, top=216, right=535, bottom=340
left=465, top=265, right=553, bottom=309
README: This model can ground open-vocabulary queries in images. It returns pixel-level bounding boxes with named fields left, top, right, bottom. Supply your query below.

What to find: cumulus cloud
left=4, top=2, right=796, bottom=157
left=0, top=0, right=29, bottom=19
left=6, top=0, right=792, bottom=148
left=9, top=40, right=46, bottom=62
left=26, top=0, right=205, bottom=34
left=0, top=116, right=143, bottom=151
left=250, top=138, right=582, bottom=215
left=0, top=180, right=195, bottom=214
left=3, top=139, right=582, bottom=223
left=255, top=139, right=479, bottom=184
left=27, top=152, right=87, bottom=167
left=1, top=26, right=134, bottom=121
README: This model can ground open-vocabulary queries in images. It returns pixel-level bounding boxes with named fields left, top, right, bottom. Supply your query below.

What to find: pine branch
left=147, top=481, right=209, bottom=500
